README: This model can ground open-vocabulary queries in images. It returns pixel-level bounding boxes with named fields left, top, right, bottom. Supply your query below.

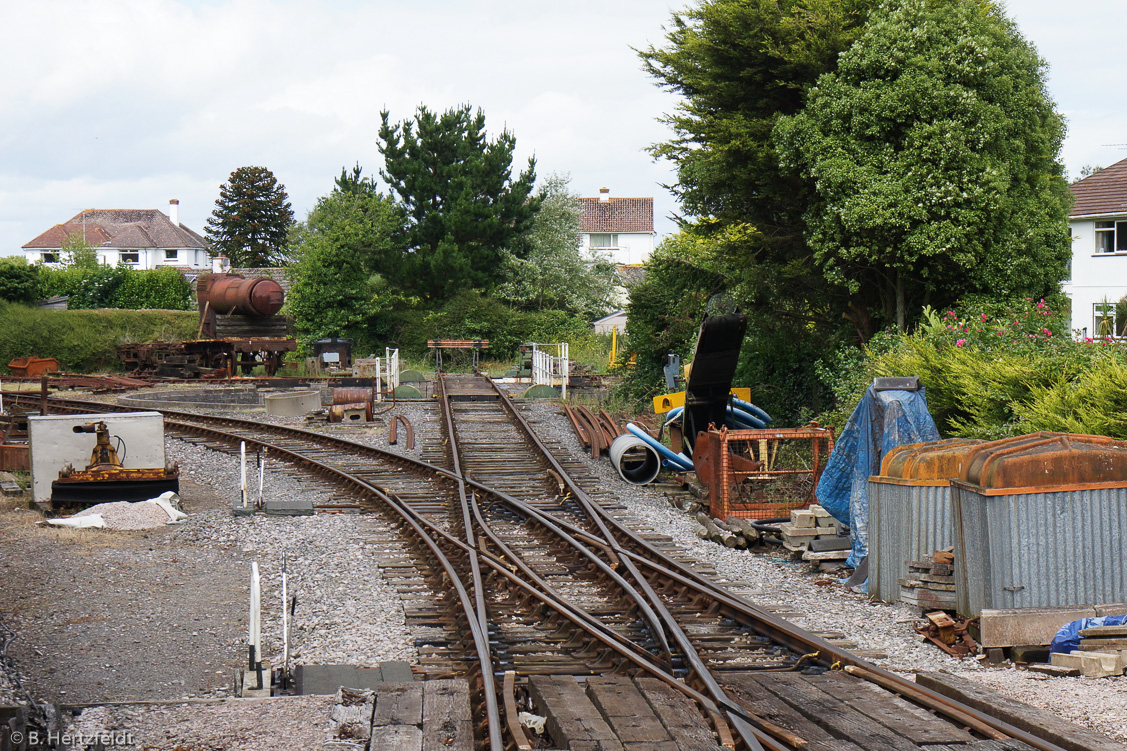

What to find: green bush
left=0, top=258, right=41, bottom=304
left=816, top=296, right=1127, bottom=439
left=0, top=302, right=197, bottom=374
left=38, top=266, right=192, bottom=310
left=389, top=291, right=595, bottom=363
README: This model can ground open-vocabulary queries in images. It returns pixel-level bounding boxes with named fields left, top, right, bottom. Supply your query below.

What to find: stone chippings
left=522, top=401, right=1127, bottom=743
left=165, top=440, right=418, bottom=669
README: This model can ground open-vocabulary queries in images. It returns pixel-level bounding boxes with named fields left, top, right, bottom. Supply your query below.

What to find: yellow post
left=609, top=326, right=618, bottom=369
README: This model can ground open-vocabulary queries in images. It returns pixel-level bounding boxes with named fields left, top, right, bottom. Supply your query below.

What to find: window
left=1094, top=221, right=1127, bottom=253
left=1093, top=302, right=1126, bottom=338
left=41, top=252, right=58, bottom=263
left=164, top=249, right=178, bottom=261
left=589, top=233, right=618, bottom=248
left=120, top=251, right=140, bottom=264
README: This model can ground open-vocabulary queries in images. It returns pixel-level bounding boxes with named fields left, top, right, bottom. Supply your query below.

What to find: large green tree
left=638, top=0, right=877, bottom=352
left=0, top=257, right=40, bottom=304
left=206, top=166, right=295, bottom=267
left=774, top=0, right=1071, bottom=332
left=496, top=173, right=619, bottom=319
left=286, top=167, right=405, bottom=349
left=377, top=104, right=539, bottom=301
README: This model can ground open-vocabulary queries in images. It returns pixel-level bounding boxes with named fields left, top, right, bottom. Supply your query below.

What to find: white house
left=578, top=189, right=655, bottom=266
left=1065, top=160, right=1127, bottom=338
left=22, top=199, right=211, bottom=270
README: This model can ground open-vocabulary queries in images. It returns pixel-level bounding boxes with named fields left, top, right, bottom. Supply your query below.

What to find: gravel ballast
left=2, top=390, right=1124, bottom=745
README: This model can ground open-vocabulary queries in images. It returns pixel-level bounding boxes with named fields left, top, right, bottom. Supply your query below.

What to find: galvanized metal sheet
left=953, top=483, right=1127, bottom=616
left=870, top=480, right=954, bottom=602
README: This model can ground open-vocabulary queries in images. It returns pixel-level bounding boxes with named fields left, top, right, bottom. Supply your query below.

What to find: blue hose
left=726, top=406, right=766, bottom=430
left=626, top=423, right=694, bottom=471
left=731, top=397, right=772, bottom=424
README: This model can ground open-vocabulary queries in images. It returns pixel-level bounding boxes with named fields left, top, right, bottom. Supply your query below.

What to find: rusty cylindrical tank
left=202, top=275, right=284, bottom=317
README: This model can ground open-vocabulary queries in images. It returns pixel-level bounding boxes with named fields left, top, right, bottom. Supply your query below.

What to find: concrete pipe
left=609, top=433, right=662, bottom=485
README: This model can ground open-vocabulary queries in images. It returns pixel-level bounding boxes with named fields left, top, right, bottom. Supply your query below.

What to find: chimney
left=598, top=187, right=610, bottom=204
left=169, top=199, right=180, bottom=227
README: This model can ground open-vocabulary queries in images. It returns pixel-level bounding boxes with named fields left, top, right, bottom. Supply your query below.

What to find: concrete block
left=791, top=509, right=816, bottom=528
left=809, top=504, right=831, bottom=517
left=979, top=607, right=1096, bottom=648
left=1072, top=650, right=1122, bottom=678
left=242, top=663, right=272, bottom=697
left=265, top=498, right=314, bottom=516
left=265, top=391, right=321, bottom=417
left=232, top=502, right=256, bottom=517
left=1095, top=603, right=1127, bottom=617
left=1050, top=652, right=1084, bottom=670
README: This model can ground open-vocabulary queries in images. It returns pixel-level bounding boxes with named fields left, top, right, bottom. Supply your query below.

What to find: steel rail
left=12, top=391, right=1076, bottom=751
left=486, top=379, right=770, bottom=751
left=483, top=386, right=1075, bottom=751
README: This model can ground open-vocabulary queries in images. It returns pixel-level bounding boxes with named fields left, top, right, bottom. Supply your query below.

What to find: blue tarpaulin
left=1050, top=615, right=1127, bottom=654
left=816, top=385, right=940, bottom=573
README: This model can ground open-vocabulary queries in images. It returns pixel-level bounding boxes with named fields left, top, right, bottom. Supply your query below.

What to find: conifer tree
left=206, top=166, right=295, bottom=267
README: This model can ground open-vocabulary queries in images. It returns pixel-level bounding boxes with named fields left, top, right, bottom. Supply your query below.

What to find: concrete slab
left=1095, top=603, right=1127, bottom=617
left=979, top=606, right=1096, bottom=648
left=379, top=661, right=415, bottom=683
left=232, top=502, right=256, bottom=517
left=265, top=498, right=314, bottom=516
left=264, top=391, right=321, bottom=417
left=296, top=664, right=383, bottom=695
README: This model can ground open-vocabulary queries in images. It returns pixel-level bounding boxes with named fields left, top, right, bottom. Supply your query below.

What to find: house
left=579, top=189, right=655, bottom=265
left=1066, top=160, right=1127, bottom=337
left=22, top=199, right=211, bottom=270
left=592, top=310, right=627, bottom=335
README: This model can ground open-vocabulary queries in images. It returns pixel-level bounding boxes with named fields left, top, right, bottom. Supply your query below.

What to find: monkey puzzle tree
left=206, top=166, right=295, bottom=267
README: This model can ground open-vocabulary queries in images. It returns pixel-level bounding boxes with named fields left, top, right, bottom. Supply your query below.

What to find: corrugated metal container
left=952, top=433, right=1127, bottom=616
left=868, top=439, right=983, bottom=602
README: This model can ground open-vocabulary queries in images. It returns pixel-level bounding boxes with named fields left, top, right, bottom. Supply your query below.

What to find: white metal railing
left=373, top=348, right=400, bottom=402
left=531, top=342, right=569, bottom=398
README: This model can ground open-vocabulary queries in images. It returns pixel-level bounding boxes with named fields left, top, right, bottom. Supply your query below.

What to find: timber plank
left=803, top=670, right=974, bottom=744
left=916, top=671, right=1126, bottom=751
left=373, top=682, right=424, bottom=728
left=746, top=673, right=917, bottom=751
left=369, top=724, right=423, bottom=751
left=527, top=675, right=622, bottom=750
left=722, top=674, right=865, bottom=751
left=585, top=676, right=671, bottom=744
left=635, top=677, right=725, bottom=751
left=421, top=679, right=473, bottom=751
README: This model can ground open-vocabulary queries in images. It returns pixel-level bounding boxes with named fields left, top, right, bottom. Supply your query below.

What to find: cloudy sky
left=2, top=0, right=1123, bottom=258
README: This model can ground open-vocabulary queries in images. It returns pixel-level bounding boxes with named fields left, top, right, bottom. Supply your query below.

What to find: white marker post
left=281, top=553, right=290, bottom=689
left=256, top=450, right=266, bottom=509
left=249, top=561, right=262, bottom=687
left=240, top=441, right=248, bottom=508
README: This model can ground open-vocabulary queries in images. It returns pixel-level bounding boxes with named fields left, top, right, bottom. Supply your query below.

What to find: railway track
left=2, top=384, right=1081, bottom=751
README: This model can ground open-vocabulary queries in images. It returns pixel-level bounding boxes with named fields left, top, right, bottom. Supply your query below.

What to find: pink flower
left=1085, top=337, right=1094, bottom=343
left=1041, top=328, right=1051, bottom=336
left=981, top=313, right=988, bottom=321
left=956, top=339, right=966, bottom=347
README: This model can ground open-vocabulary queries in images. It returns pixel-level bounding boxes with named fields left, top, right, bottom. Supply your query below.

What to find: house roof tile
left=1070, top=158, right=1127, bottom=217
left=579, top=197, right=654, bottom=233
left=22, top=208, right=210, bottom=250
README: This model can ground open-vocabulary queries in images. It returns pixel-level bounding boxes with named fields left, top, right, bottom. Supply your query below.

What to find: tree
left=377, top=104, right=539, bottom=301
left=61, top=232, right=100, bottom=269
left=774, top=0, right=1071, bottom=332
left=206, top=166, right=295, bottom=267
left=286, top=167, right=406, bottom=350
left=496, top=174, right=619, bottom=319
left=638, top=0, right=876, bottom=340
left=0, top=257, right=40, bottom=304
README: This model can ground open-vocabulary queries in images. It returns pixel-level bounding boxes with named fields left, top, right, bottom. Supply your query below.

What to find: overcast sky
left=2, top=0, right=1123, bottom=258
